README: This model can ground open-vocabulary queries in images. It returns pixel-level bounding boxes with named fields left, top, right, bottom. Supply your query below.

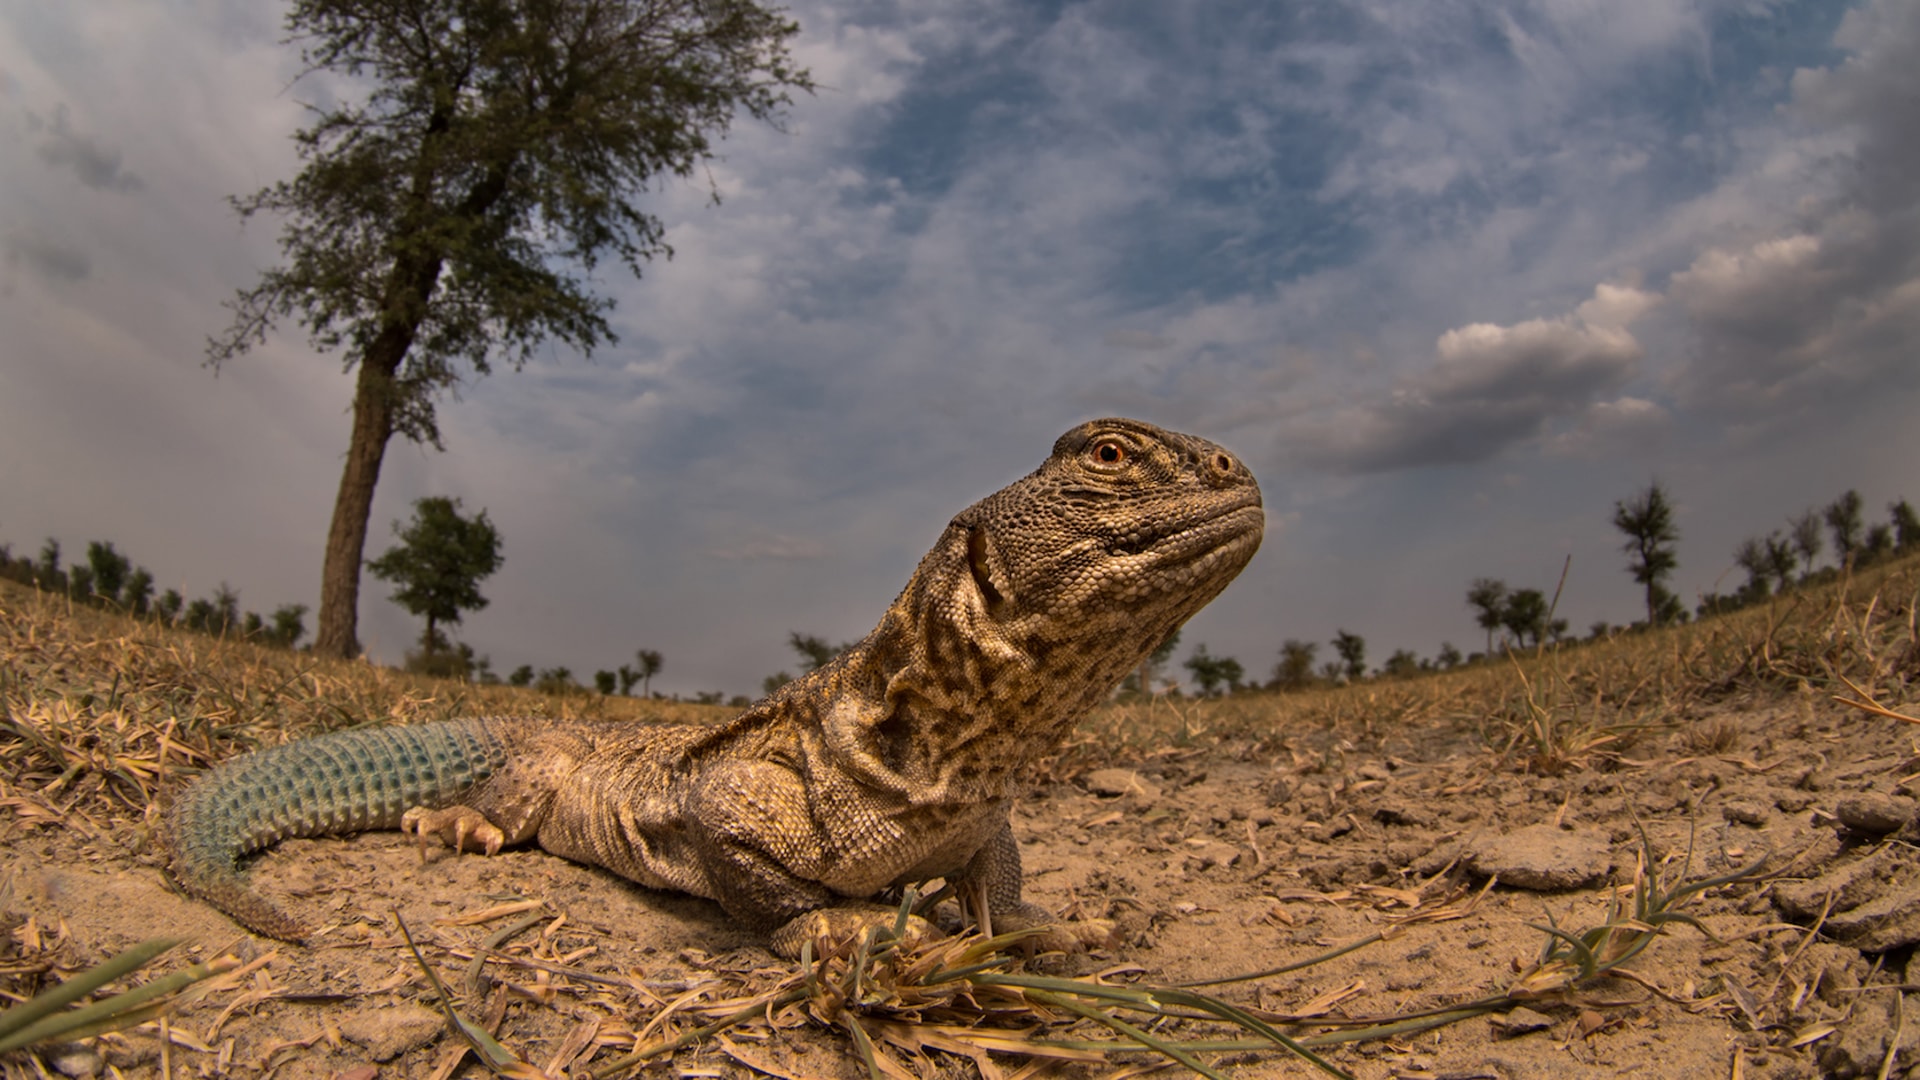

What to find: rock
left=46, top=1045, right=103, bottom=1079
left=1464, top=824, right=1610, bottom=891
left=1816, top=994, right=1896, bottom=1079
left=1082, top=768, right=1160, bottom=802
left=340, top=1003, right=445, bottom=1062
left=1774, top=846, right=1916, bottom=920
left=1721, top=801, right=1767, bottom=826
left=1491, top=1006, right=1555, bottom=1037
left=1370, top=799, right=1433, bottom=827
left=1834, top=792, right=1915, bottom=835
left=1775, top=846, right=1920, bottom=951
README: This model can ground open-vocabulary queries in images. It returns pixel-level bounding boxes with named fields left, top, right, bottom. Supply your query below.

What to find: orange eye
left=1093, top=440, right=1127, bottom=465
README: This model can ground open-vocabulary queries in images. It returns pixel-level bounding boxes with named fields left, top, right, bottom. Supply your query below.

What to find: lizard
left=163, top=417, right=1264, bottom=956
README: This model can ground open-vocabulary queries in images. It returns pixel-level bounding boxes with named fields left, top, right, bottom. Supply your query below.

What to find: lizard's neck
left=816, top=529, right=1163, bottom=805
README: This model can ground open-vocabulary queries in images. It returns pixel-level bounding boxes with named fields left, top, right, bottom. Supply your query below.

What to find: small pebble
left=1835, top=792, right=1914, bottom=835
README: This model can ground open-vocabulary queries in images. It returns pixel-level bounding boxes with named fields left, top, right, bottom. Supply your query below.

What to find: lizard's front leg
left=957, top=819, right=1118, bottom=953
left=690, top=761, right=938, bottom=958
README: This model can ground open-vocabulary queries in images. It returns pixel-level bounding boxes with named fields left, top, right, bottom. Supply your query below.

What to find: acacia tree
left=1788, top=510, right=1824, bottom=579
left=1824, top=490, right=1864, bottom=568
left=634, top=648, right=663, bottom=697
left=208, top=0, right=812, bottom=658
left=1465, top=578, right=1508, bottom=655
left=1331, top=630, right=1366, bottom=681
left=1612, top=481, right=1681, bottom=626
left=1272, top=638, right=1318, bottom=690
left=366, top=496, right=503, bottom=659
left=1891, top=499, right=1920, bottom=553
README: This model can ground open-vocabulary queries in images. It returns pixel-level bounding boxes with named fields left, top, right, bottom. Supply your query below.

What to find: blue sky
left=3, top=0, right=1917, bottom=697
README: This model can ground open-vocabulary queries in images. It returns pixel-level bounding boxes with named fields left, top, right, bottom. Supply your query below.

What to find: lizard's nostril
left=1212, top=453, right=1234, bottom=474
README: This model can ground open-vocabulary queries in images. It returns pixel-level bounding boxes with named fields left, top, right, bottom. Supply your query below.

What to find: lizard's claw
left=401, top=806, right=506, bottom=858
left=769, top=905, right=939, bottom=960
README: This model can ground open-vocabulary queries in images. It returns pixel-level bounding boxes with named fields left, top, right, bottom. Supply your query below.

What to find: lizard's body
left=166, top=419, right=1263, bottom=952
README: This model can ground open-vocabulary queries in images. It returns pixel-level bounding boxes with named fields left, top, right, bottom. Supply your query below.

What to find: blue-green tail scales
left=164, top=719, right=512, bottom=940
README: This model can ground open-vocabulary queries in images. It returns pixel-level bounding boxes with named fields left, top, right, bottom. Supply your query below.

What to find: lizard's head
left=842, top=419, right=1263, bottom=794
left=950, top=418, right=1264, bottom=643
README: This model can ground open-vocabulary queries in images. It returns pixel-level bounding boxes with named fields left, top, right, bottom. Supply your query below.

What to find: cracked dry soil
left=5, top=685, right=1920, bottom=1079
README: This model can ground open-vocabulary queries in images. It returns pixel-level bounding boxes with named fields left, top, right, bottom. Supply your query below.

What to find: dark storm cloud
left=31, top=103, right=143, bottom=192
left=5, top=231, right=90, bottom=282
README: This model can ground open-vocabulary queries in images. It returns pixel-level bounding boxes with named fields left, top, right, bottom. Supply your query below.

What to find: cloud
left=4, top=230, right=90, bottom=282
left=1664, top=0, right=1920, bottom=420
left=1285, top=284, right=1659, bottom=473
left=1546, top=395, right=1672, bottom=457
left=30, top=103, right=142, bottom=192
left=1102, top=328, right=1174, bottom=351
left=707, top=530, right=827, bottom=562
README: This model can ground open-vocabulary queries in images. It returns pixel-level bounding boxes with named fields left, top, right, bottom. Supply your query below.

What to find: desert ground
left=3, top=561, right=1919, bottom=1079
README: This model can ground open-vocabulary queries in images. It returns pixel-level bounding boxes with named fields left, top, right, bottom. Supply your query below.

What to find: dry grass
left=0, top=578, right=728, bottom=837
left=1056, top=552, right=1920, bottom=780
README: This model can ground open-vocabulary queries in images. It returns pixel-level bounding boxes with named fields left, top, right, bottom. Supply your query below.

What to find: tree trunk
left=312, top=355, right=401, bottom=658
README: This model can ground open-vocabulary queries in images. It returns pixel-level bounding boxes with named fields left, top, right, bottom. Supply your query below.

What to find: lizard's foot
left=994, top=903, right=1120, bottom=955
left=401, top=805, right=506, bottom=861
left=769, top=904, right=939, bottom=960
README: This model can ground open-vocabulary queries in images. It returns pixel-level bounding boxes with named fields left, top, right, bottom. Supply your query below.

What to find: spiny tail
left=164, top=718, right=512, bottom=940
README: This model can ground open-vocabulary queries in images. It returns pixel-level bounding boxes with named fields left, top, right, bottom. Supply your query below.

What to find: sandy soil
left=4, top=685, right=1919, bottom=1079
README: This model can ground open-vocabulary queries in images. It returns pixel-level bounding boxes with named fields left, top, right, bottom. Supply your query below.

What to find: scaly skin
left=164, top=418, right=1264, bottom=954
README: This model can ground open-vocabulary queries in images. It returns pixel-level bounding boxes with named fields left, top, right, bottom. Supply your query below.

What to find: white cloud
left=1284, top=284, right=1659, bottom=473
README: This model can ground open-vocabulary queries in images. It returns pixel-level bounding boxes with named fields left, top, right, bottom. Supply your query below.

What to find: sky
left=3, top=0, right=1917, bottom=699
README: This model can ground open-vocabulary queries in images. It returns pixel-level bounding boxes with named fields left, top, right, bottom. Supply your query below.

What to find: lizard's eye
left=1092, top=440, right=1127, bottom=466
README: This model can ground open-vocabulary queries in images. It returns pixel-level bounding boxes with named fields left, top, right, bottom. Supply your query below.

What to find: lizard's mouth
left=1105, top=491, right=1265, bottom=564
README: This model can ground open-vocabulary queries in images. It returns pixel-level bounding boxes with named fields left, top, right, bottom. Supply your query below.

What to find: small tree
left=616, top=665, right=639, bottom=696
left=1824, top=490, right=1864, bottom=569
left=211, top=584, right=242, bottom=635
left=1435, top=642, right=1463, bottom=669
left=121, top=567, right=155, bottom=616
left=1762, top=533, right=1798, bottom=594
left=634, top=649, right=663, bottom=697
left=268, top=603, right=309, bottom=648
left=35, top=539, right=66, bottom=592
left=1612, top=481, right=1680, bottom=626
left=1465, top=578, right=1509, bottom=655
left=1732, top=536, right=1771, bottom=601
left=1273, top=639, right=1318, bottom=690
left=1134, top=629, right=1182, bottom=697
left=1502, top=588, right=1550, bottom=648
left=67, top=565, right=95, bottom=602
left=1331, top=630, right=1366, bottom=681
left=1381, top=649, right=1420, bottom=678
left=1891, top=499, right=1920, bottom=553
left=788, top=632, right=853, bottom=672
left=594, top=670, right=617, bottom=695
left=86, top=542, right=131, bottom=607
left=1864, top=523, right=1894, bottom=563
left=1183, top=645, right=1242, bottom=696
left=156, top=588, right=184, bottom=625
left=1788, top=509, right=1824, bottom=578
left=508, top=664, right=535, bottom=687
left=762, top=671, right=794, bottom=696
left=366, top=497, right=503, bottom=660
left=534, top=667, right=576, bottom=695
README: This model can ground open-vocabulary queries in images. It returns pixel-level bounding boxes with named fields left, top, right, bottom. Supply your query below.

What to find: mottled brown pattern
left=165, top=418, right=1263, bottom=955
